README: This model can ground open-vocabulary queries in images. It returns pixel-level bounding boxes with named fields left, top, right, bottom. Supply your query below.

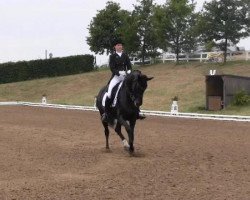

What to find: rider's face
left=114, top=43, right=123, bottom=52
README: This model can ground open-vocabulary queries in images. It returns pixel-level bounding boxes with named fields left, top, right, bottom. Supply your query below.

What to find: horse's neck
left=118, top=84, right=135, bottom=112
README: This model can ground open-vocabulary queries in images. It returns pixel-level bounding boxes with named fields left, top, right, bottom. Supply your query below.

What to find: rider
left=102, top=38, right=145, bottom=123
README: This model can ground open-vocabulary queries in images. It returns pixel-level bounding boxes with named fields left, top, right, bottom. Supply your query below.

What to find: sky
left=0, top=0, right=249, bottom=65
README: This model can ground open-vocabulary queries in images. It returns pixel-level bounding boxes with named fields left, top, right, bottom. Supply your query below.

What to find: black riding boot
left=102, top=97, right=112, bottom=123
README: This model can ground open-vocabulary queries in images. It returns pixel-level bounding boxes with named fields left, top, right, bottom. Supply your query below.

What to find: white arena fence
left=145, top=51, right=250, bottom=64
left=0, top=101, right=249, bottom=122
left=160, top=52, right=231, bottom=63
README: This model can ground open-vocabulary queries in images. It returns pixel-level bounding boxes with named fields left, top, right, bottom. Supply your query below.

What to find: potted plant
left=171, top=96, right=179, bottom=102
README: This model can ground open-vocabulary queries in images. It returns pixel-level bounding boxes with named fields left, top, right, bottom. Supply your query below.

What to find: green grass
left=0, top=60, right=250, bottom=116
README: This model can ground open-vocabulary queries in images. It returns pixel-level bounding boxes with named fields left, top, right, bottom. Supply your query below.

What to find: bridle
left=125, top=75, right=145, bottom=107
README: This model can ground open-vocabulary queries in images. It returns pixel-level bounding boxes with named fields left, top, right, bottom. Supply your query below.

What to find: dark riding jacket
left=109, top=52, right=132, bottom=77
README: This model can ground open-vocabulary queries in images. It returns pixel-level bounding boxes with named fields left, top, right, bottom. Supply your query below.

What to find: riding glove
left=119, top=71, right=126, bottom=76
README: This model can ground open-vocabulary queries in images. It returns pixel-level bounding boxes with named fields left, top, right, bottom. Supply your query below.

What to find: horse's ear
left=146, top=76, right=154, bottom=81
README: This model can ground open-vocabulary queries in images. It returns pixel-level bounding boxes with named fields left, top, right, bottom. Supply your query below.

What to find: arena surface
left=0, top=106, right=249, bottom=200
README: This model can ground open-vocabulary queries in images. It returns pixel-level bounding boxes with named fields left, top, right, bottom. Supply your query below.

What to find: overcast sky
left=0, top=0, right=249, bottom=65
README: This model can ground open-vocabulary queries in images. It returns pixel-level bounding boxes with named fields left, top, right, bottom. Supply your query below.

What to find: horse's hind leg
left=115, top=123, right=129, bottom=149
left=102, top=122, right=110, bottom=149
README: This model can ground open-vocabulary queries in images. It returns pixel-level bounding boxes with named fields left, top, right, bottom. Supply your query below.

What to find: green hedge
left=0, top=54, right=94, bottom=84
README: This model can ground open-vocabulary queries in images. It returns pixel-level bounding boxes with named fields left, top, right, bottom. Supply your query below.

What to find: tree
left=201, top=0, right=250, bottom=63
left=133, top=0, right=159, bottom=65
left=243, top=0, right=250, bottom=34
left=118, top=11, right=140, bottom=55
left=156, top=0, right=197, bottom=63
left=87, top=2, right=130, bottom=55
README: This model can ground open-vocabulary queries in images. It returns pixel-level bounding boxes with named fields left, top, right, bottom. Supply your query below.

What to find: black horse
left=96, top=70, right=153, bottom=153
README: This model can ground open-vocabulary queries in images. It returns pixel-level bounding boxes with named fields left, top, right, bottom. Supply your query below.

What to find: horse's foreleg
left=115, top=123, right=129, bottom=149
left=118, top=117, right=135, bottom=153
left=128, top=120, right=136, bottom=153
left=102, top=122, right=110, bottom=149
left=115, top=123, right=125, bottom=140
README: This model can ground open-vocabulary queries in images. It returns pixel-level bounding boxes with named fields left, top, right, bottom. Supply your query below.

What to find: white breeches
left=107, top=75, right=125, bottom=98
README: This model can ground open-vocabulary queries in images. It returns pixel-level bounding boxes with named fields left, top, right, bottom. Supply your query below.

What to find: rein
left=124, top=75, right=139, bottom=107
left=124, top=83, right=136, bottom=103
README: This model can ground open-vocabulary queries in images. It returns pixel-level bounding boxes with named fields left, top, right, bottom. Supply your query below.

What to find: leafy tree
left=200, top=0, right=250, bottom=63
left=156, top=0, right=197, bottom=62
left=152, top=5, right=169, bottom=51
left=133, top=0, right=159, bottom=65
left=181, top=12, right=200, bottom=54
left=87, top=2, right=131, bottom=55
left=244, top=0, right=250, bottom=33
left=118, top=11, right=140, bottom=55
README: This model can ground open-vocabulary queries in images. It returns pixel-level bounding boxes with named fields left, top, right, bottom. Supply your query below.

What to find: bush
left=233, top=90, right=250, bottom=106
left=0, top=55, right=94, bottom=84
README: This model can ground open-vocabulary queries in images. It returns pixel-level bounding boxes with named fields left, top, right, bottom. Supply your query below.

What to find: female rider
left=102, top=39, right=145, bottom=122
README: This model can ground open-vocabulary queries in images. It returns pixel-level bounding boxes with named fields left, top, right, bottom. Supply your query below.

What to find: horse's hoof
left=122, top=139, right=130, bottom=148
left=124, top=146, right=130, bottom=152
left=129, top=147, right=134, bottom=154
left=105, top=148, right=112, bottom=153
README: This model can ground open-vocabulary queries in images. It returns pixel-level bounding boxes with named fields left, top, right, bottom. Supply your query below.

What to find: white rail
left=0, top=101, right=249, bottom=122
left=130, top=57, right=151, bottom=65
left=160, top=52, right=235, bottom=63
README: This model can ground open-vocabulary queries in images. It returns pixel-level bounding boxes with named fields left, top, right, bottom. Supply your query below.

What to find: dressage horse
left=96, top=70, right=153, bottom=153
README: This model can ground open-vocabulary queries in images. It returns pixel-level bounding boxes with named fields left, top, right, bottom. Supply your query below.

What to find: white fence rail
left=1, top=101, right=249, bottom=122
left=130, top=57, right=151, bottom=65
left=160, top=52, right=235, bottom=63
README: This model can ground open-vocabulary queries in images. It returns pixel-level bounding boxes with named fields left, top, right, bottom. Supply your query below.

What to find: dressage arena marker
left=171, top=101, right=179, bottom=114
left=209, top=69, right=216, bottom=75
left=0, top=101, right=249, bottom=122
left=42, top=96, right=47, bottom=104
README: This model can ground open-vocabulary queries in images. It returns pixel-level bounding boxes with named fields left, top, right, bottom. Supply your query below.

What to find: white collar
left=116, top=51, right=123, bottom=57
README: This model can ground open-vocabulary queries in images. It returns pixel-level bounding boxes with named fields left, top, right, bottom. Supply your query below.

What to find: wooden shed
left=205, top=75, right=250, bottom=110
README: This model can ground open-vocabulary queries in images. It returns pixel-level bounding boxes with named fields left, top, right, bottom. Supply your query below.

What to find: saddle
left=102, top=81, right=123, bottom=108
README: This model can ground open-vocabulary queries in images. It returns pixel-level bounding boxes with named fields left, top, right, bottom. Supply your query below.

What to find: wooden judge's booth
left=205, top=75, right=250, bottom=111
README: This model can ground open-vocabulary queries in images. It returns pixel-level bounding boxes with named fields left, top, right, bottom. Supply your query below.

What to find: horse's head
left=125, top=70, right=153, bottom=108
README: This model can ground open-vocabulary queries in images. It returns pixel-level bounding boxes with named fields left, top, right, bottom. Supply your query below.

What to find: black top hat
left=112, top=38, right=123, bottom=46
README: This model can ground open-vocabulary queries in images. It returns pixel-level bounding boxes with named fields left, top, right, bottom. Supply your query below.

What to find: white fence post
left=228, top=52, right=232, bottom=61
left=246, top=51, right=249, bottom=61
